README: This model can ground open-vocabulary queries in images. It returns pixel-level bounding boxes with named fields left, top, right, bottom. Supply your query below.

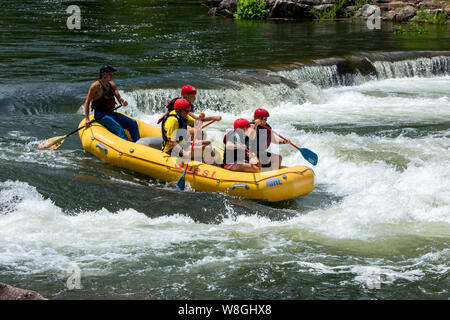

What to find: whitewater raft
left=78, top=114, right=315, bottom=202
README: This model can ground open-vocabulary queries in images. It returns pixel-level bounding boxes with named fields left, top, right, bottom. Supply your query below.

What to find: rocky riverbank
left=205, top=0, right=450, bottom=22
left=0, top=282, right=47, bottom=300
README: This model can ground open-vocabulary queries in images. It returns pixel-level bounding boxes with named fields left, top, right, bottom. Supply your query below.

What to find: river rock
left=314, top=4, right=336, bottom=11
left=270, top=1, right=311, bottom=19
left=343, top=5, right=356, bottom=14
left=205, top=0, right=222, bottom=6
left=207, top=0, right=239, bottom=17
left=218, top=0, right=239, bottom=10
left=383, top=9, right=397, bottom=20
left=207, top=7, right=218, bottom=16
left=418, top=0, right=440, bottom=9
left=206, top=0, right=449, bottom=20
left=355, top=4, right=376, bottom=18
left=0, top=283, right=47, bottom=300
left=395, top=5, right=416, bottom=21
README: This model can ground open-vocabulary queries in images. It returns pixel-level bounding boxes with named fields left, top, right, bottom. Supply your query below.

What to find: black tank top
left=91, top=81, right=115, bottom=112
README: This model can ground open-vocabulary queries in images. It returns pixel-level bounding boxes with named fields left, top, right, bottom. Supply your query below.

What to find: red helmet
left=181, top=85, right=197, bottom=96
left=254, top=108, right=269, bottom=119
left=174, top=98, right=191, bottom=111
left=234, top=118, right=251, bottom=130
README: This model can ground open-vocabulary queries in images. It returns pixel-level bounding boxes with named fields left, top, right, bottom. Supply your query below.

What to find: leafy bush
left=309, top=0, right=372, bottom=20
left=393, top=22, right=425, bottom=36
left=310, top=0, right=348, bottom=20
left=426, top=11, right=448, bottom=25
left=393, top=25, right=406, bottom=35
left=416, top=8, right=448, bottom=25
left=407, top=21, right=425, bottom=34
left=354, top=0, right=373, bottom=10
left=234, top=0, right=270, bottom=20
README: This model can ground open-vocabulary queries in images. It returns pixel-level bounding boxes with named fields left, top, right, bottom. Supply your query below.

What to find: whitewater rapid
left=1, top=56, right=449, bottom=299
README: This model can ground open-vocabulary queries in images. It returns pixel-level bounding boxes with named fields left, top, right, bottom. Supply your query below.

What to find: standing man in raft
left=84, top=65, right=140, bottom=142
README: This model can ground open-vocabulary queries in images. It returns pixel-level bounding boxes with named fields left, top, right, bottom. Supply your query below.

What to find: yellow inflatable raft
left=78, top=114, right=315, bottom=202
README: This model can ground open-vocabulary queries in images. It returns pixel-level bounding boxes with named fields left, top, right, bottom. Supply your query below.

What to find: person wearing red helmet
left=157, top=85, right=221, bottom=138
left=251, top=108, right=289, bottom=170
left=160, top=98, right=212, bottom=160
left=157, top=85, right=221, bottom=143
left=222, top=118, right=260, bottom=172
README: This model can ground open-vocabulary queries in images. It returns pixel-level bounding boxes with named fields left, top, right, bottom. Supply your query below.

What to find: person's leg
left=188, top=127, right=195, bottom=140
left=260, top=152, right=282, bottom=171
left=200, top=144, right=216, bottom=165
left=95, top=112, right=129, bottom=141
left=269, top=153, right=281, bottom=170
left=111, top=113, right=140, bottom=142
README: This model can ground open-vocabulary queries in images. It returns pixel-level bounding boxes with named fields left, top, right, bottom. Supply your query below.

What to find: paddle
left=37, top=105, right=123, bottom=150
left=176, top=118, right=203, bottom=191
left=201, top=120, right=216, bottom=129
left=261, top=124, right=318, bottom=166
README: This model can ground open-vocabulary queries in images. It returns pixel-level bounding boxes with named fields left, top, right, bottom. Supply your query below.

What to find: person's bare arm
left=84, top=83, right=98, bottom=127
left=202, top=115, right=221, bottom=122
left=274, top=137, right=289, bottom=144
left=226, top=140, right=239, bottom=151
left=188, top=112, right=199, bottom=120
left=110, top=81, right=128, bottom=106
left=189, top=113, right=221, bottom=122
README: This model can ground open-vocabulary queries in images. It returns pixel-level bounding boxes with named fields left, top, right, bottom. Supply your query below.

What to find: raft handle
left=232, top=183, right=249, bottom=191
left=95, top=143, right=108, bottom=155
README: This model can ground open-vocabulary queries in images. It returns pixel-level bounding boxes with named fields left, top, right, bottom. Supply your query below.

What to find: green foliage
left=416, top=8, right=428, bottom=21
left=393, top=22, right=426, bottom=36
left=310, top=0, right=348, bottom=20
left=407, top=22, right=425, bottom=34
left=427, top=11, right=448, bottom=25
left=393, top=25, right=406, bottom=35
left=394, top=7, right=448, bottom=37
left=310, top=0, right=373, bottom=20
left=354, top=0, right=373, bottom=10
left=416, top=8, right=448, bottom=24
left=234, top=0, right=270, bottom=20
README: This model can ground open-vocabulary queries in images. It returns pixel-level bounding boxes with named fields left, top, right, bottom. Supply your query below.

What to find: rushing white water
left=1, top=57, right=449, bottom=299
left=2, top=67, right=449, bottom=287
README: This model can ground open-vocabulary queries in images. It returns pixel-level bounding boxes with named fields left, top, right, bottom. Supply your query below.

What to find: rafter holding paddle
left=37, top=105, right=123, bottom=151
left=261, top=124, right=318, bottom=166
left=176, top=118, right=204, bottom=191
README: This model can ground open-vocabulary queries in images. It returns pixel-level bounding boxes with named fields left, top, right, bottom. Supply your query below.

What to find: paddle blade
left=37, top=136, right=66, bottom=150
left=298, top=147, right=318, bottom=166
left=176, top=172, right=186, bottom=191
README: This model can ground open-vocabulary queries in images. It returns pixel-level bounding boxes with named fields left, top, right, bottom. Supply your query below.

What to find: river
left=0, top=0, right=449, bottom=299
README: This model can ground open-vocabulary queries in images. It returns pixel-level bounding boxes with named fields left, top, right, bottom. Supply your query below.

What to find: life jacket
left=157, top=97, right=196, bottom=124
left=255, top=123, right=272, bottom=155
left=161, top=110, right=188, bottom=152
left=222, top=130, right=249, bottom=166
left=91, top=81, right=116, bottom=112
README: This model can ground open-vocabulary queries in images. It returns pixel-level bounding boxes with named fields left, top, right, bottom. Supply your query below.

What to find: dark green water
left=0, top=0, right=449, bottom=300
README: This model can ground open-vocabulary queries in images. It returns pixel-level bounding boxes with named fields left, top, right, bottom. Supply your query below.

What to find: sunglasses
left=261, top=117, right=268, bottom=120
